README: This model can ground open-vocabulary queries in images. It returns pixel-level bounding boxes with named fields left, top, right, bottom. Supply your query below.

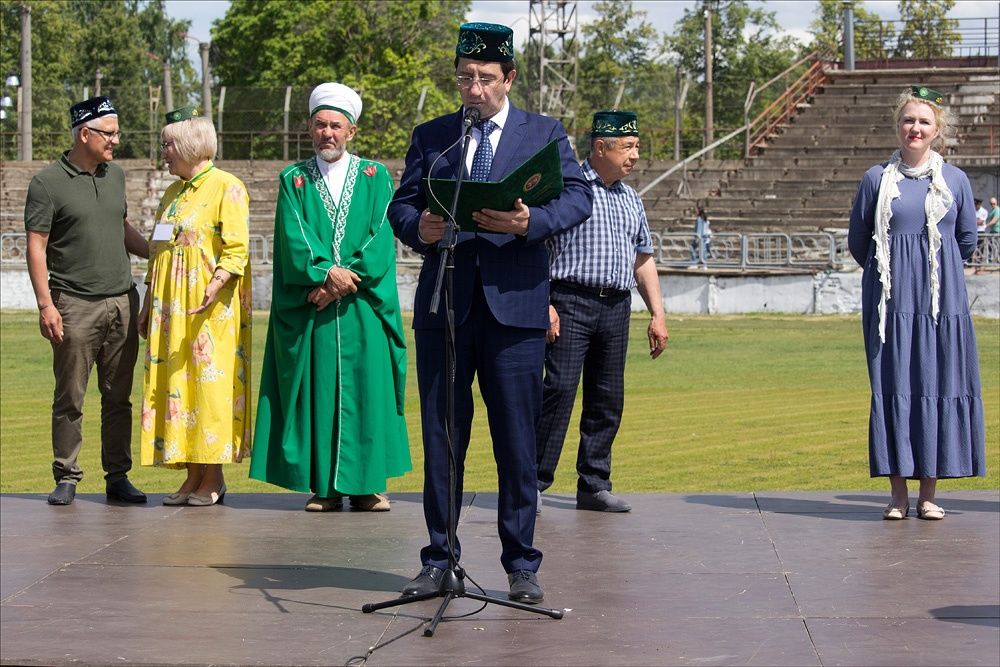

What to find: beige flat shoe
left=304, top=495, right=342, bottom=512
left=917, top=502, right=945, bottom=520
left=162, top=491, right=191, bottom=506
left=349, top=493, right=390, bottom=512
left=882, top=503, right=909, bottom=520
left=187, top=484, right=226, bottom=507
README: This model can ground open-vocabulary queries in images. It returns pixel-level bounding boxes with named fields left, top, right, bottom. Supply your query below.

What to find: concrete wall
left=4, top=266, right=997, bottom=318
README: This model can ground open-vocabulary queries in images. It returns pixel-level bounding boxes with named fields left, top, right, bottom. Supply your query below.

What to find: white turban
left=308, top=82, right=362, bottom=124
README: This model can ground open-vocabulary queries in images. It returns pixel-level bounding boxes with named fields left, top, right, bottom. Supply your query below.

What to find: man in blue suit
left=388, top=22, right=592, bottom=604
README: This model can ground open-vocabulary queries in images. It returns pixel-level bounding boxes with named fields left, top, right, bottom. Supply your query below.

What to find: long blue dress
left=848, top=161, right=986, bottom=479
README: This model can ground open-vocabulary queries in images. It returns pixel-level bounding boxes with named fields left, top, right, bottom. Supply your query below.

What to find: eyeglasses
left=88, top=127, right=122, bottom=141
left=455, top=74, right=503, bottom=89
left=159, top=141, right=174, bottom=151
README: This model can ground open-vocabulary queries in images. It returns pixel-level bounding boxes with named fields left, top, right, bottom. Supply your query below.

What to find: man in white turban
left=251, top=82, right=412, bottom=512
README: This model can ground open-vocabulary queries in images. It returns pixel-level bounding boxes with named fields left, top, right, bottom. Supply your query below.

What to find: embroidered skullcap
left=456, top=23, right=515, bottom=62
left=308, top=82, right=362, bottom=124
left=591, top=110, right=639, bottom=137
left=911, top=86, right=945, bottom=106
left=165, top=105, right=199, bottom=125
left=69, top=96, right=117, bottom=128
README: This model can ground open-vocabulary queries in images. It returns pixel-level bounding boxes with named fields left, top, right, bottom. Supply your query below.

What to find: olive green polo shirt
left=24, top=152, right=133, bottom=297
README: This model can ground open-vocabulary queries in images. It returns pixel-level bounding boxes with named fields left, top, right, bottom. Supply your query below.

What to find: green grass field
left=1, top=311, right=997, bottom=495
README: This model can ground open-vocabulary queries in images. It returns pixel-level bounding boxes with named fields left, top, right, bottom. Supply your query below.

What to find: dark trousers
left=415, top=281, right=544, bottom=574
left=49, top=288, right=139, bottom=484
left=536, top=284, right=630, bottom=493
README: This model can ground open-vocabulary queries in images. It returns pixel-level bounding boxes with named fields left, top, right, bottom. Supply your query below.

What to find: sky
left=164, top=0, right=995, bottom=67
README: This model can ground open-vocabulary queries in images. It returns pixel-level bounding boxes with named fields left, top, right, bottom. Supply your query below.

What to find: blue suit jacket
left=388, top=104, right=593, bottom=330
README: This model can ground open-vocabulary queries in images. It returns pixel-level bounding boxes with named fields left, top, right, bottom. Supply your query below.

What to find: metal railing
left=859, top=17, right=999, bottom=66
left=4, top=232, right=997, bottom=272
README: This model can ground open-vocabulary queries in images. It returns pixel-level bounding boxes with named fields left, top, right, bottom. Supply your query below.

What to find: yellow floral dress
left=140, top=163, right=253, bottom=468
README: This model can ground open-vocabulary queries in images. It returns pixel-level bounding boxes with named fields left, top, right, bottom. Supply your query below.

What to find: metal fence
left=5, top=231, right=997, bottom=271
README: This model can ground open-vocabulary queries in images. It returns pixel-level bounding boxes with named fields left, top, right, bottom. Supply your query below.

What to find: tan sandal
left=917, top=502, right=945, bottom=520
left=882, top=503, right=909, bottom=520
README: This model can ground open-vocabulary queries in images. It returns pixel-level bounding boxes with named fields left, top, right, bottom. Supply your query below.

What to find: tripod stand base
left=362, top=567, right=564, bottom=637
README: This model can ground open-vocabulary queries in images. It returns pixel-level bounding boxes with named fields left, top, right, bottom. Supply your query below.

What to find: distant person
left=848, top=86, right=985, bottom=521
left=974, top=198, right=987, bottom=233
left=536, top=110, right=669, bottom=514
left=251, top=83, right=411, bottom=513
left=137, top=106, right=253, bottom=507
left=691, top=206, right=711, bottom=264
left=987, top=197, right=1000, bottom=233
left=24, top=96, right=149, bottom=506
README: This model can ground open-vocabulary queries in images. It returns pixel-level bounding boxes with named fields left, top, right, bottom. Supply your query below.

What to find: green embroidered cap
left=591, top=110, right=639, bottom=137
left=165, top=105, right=199, bottom=125
left=911, top=86, right=945, bottom=106
left=456, top=22, right=514, bottom=62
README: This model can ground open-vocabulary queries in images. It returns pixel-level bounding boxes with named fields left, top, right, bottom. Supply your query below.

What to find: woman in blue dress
left=848, top=86, right=986, bottom=521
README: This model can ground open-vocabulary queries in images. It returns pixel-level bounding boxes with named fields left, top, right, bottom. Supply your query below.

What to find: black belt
left=552, top=280, right=629, bottom=298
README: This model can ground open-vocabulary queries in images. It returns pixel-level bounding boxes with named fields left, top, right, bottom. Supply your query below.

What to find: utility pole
left=95, top=67, right=102, bottom=96
left=843, top=2, right=855, bottom=71
left=19, top=1, right=31, bottom=161
left=163, top=62, right=174, bottom=111
left=200, top=42, right=212, bottom=119
left=703, top=0, right=714, bottom=159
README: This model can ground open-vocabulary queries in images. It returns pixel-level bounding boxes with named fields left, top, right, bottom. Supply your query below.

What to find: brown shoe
left=349, top=493, right=390, bottom=511
left=304, top=495, right=342, bottom=512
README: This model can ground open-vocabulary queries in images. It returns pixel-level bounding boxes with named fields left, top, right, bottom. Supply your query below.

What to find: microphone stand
left=362, top=110, right=564, bottom=635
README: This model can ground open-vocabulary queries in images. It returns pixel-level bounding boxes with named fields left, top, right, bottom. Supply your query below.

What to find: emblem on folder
left=523, top=173, right=542, bottom=192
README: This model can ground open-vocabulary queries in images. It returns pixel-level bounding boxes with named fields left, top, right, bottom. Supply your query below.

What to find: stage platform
left=2, top=491, right=998, bottom=666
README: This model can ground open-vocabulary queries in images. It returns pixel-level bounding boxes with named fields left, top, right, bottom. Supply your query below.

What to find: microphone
left=463, top=106, right=481, bottom=130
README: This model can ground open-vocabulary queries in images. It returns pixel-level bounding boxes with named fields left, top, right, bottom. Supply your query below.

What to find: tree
left=668, top=1, right=799, bottom=158
left=895, top=0, right=960, bottom=59
left=131, top=0, right=198, bottom=108
left=1, top=1, right=83, bottom=160
left=809, top=0, right=893, bottom=61
left=572, top=1, right=676, bottom=158
left=209, top=0, right=469, bottom=159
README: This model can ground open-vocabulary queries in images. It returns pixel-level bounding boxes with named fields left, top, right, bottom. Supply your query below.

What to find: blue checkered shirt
left=547, top=159, right=654, bottom=291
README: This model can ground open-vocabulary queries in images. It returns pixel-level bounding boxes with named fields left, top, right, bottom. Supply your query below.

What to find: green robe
left=250, top=155, right=410, bottom=496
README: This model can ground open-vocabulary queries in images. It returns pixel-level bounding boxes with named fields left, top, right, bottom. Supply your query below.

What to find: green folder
left=424, top=138, right=565, bottom=232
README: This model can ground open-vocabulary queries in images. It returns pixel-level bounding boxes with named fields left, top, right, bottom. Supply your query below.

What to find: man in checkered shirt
left=536, top=110, right=669, bottom=513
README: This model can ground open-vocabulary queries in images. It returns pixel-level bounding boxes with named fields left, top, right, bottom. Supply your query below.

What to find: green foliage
left=574, top=1, right=674, bottom=157
left=810, top=0, right=893, bottom=61
left=0, top=0, right=199, bottom=161
left=2, top=312, right=997, bottom=494
left=895, top=0, right=960, bottom=59
left=667, top=0, right=800, bottom=159
left=207, top=0, right=466, bottom=160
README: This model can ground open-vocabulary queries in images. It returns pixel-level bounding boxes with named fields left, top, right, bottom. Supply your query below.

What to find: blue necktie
left=470, top=120, right=497, bottom=182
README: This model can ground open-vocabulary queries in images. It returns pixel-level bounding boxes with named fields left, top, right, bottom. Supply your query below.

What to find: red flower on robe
left=363, top=164, right=377, bottom=177
left=294, top=175, right=305, bottom=188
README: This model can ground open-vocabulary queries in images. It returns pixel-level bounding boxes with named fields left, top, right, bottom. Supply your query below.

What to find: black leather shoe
left=401, top=565, right=445, bottom=596
left=508, top=570, right=544, bottom=604
left=106, top=478, right=147, bottom=503
left=48, top=482, right=76, bottom=505
left=577, top=489, right=631, bottom=512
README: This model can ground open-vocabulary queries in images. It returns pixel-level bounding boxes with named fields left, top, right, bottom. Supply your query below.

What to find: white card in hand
left=151, top=223, right=174, bottom=241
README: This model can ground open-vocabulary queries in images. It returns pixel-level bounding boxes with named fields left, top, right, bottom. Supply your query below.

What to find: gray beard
left=316, top=147, right=344, bottom=162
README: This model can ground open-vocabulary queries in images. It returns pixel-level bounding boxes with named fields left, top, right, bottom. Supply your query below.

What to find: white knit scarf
left=872, top=149, right=953, bottom=342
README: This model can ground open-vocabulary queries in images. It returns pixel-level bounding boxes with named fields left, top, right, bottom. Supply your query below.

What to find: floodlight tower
left=528, top=0, right=579, bottom=134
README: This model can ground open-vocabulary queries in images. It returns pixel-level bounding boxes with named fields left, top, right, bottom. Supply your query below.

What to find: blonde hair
left=893, top=89, right=953, bottom=153
left=161, top=116, right=217, bottom=163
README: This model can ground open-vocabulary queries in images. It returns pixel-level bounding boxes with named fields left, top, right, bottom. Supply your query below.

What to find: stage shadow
left=685, top=493, right=878, bottom=522
left=835, top=494, right=1000, bottom=514
left=930, top=605, right=1000, bottom=627
left=212, top=563, right=410, bottom=594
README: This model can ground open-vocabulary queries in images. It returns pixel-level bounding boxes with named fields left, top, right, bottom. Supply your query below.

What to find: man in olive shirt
left=24, top=96, right=149, bottom=506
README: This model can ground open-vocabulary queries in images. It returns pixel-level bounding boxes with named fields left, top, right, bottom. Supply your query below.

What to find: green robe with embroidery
left=250, top=155, right=410, bottom=495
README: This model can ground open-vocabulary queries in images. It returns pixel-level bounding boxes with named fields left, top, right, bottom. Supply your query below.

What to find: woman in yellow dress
left=138, top=106, right=252, bottom=506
